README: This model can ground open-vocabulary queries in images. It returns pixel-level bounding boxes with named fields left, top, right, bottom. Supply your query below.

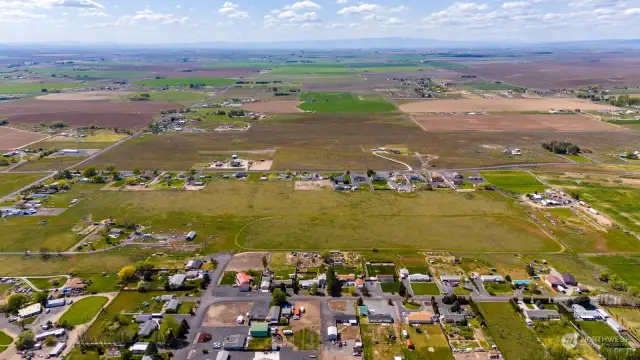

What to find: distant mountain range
left=2, top=37, right=640, bottom=50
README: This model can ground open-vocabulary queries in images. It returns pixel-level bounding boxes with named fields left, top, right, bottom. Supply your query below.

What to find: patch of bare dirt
left=328, top=301, right=347, bottom=312
left=400, top=98, right=619, bottom=113
left=291, top=301, right=320, bottom=331
left=295, top=180, right=333, bottom=191
left=36, top=91, right=131, bottom=101
left=0, top=126, right=47, bottom=149
left=203, top=302, right=253, bottom=326
left=226, top=252, right=270, bottom=272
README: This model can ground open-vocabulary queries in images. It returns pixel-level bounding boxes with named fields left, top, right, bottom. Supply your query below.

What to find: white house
left=18, top=303, right=42, bottom=318
left=408, top=274, right=430, bottom=282
left=399, top=268, right=409, bottom=279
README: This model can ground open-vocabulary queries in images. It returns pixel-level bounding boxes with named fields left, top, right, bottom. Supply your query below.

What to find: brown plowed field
left=0, top=126, right=47, bottom=149
left=36, top=91, right=131, bottom=101
left=0, top=100, right=181, bottom=128
left=414, top=114, right=621, bottom=132
left=400, top=98, right=618, bottom=113
left=243, top=101, right=302, bottom=113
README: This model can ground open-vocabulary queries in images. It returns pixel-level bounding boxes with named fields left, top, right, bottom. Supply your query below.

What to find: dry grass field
left=0, top=126, right=47, bottom=149
left=400, top=98, right=618, bottom=113
left=243, top=101, right=302, bottom=113
left=36, top=91, right=132, bottom=101
left=414, top=114, right=620, bottom=132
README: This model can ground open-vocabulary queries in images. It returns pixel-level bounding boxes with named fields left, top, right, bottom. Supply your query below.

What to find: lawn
left=0, top=82, right=88, bottom=94
left=380, top=281, right=401, bottom=293
left=578, top=321, right=628, bottom=347
left=248, top=336, right=272, bottom=350
left=291, top=328, right=320, bottom=350
left=134, top=77, right=236, bottom=87
left=0, top=172, right=49, bottom=198
left=178, top=301, right=196, bottom=314
left=220, top=271, right=237, bottom=286
left=476, top=302, right=545, bottom=360
left=484, top=282, right=513, bottom=295
left=367, top=264, right=396, bottom=276
left=362, top=324, right=404, bottom=359
left=59, top=296, right=109, bottom=325
left=533, top=320, right=600, bottom=359
left=27, top=276, right=68, bottom=290
left=79, top=273, right=121, bottom=293
left=480, top=170, right=547, bottom=194
left=298, top=92, right=397, bottom=113
left=402, top=324, right=454, bottom=360
left=564, top=154, right=593, bottom=163
left=0, top=330, right=12, bottom=346
left=410, top=282, right=440, bottom=295
left=588, top=255, right=640, bottom=288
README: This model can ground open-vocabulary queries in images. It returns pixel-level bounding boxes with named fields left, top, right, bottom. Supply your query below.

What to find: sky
left=0, top=0, right=639, bottom=44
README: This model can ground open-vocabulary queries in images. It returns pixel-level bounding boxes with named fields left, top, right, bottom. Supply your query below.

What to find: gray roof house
left=135, top=315, right=153, bottom=323
left=525, top=309, right=561, bottom=321
left=166, top=299, right=180, bottom=313
left=138, top=320, right=158, bottom=337
left=268, top=306, right=281, bottom=324
left=368, top=314, right=394, bottom=323
left=169, top=274, right=187, bottom=289
left=223, top=334, right=246, bottom=350
left=185, top=259, right=203, bottom=269
left=160, top=294, right=176, bottom=302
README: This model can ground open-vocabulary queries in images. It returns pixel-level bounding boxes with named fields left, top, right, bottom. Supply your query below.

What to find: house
left=572, top=304, right=603, bottom=321
left=480, top=275, right=505, bottom=283
left=223, top=334, right=247, bottom=350
left=186, top=270, right=199, bottom=279
left=130, top=342, right=149, bottom=355
left=135, top=315, right=153, bottom=323
left=399, top=268, right=409, bottom=279
left=439, top=305, right=474, bottom=324
left=185, top=259, right=203, bottom=270
left=452, top=172, right=463, bottom=179
left=268, top=306, right=281, bottom=324
left=236, top=272, right=253, bottom=285
left=64, top=278, right=86, bottom=292
left=46, top=299, right=66, bottom=308
left=440, top=275, right=461, bottom=283
left=186, top=231, right=196, bottom=241
left=377, top=274, right=395, bottom=283
left=166, top=299, right=180, bottom=313
left=408, top=274, right=430, bottom=282
left=169, top=274, right=187, bottom=289
left=138, top=320, right=159, bottom=337
left=372, top=172, right=390, bottom=182
left=336, top=274, right=356, bottom=282
left=408, top=311, right=437, bottom=324
left=358, top=305, right=369, bottom=315
left=368, top=314, right=394, bottom=324
left=216, top=350, right=230, bottom=360
left=545, top=275, right=563, bottom=288
left=109, top=228, right=124, bottom=237
left=250, top=323, right=269, bottom=337
left=327, top=326, right=338, bottom=341
left=335, top=314, right=359, bottom=325
left=524, top=309, right=561, bottom=321
left=160, top=294, right=176, bottom=302
left=18, top=303, right=42, bottom=318
left=561, top=273, right=577, bottom=286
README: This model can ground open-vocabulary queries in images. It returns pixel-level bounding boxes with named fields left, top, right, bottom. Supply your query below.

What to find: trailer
left=47, top=342, right=66, bottom=358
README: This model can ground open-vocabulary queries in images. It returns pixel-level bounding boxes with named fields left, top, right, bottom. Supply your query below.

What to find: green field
left=477, top=302, right=545, bottom=360
left=564, top=154, right=593, bottom=163
left=380, top=281, right=401, bottom=293
left=80, top=273, right=121, bottom=293
left=607, top=307, right=640, bottom=338
left=15, top=156, right=87, bottom=171
left=410, top=282, right=440, bottom=295
left=27, top=276, right=68, bottom=290
left=134, top=77, right=236, bottom=87
left=470, top=83, right=523, bottom=91
left=269, top=64, right=352, bottom=75
left=0, top=82, right=88, bottom=94
left=533, top=320, right=600, bottom=359
left=59, top=296, right=109, bottom=325
left=578, top=320, right=628, bottom=347
left=484, top=282, right=513, bottom=295
left=129, top=90, right=209, bottom=103
left=291, top=328, right=320, bottom=350
left=0, top=331, right=12, bottom=346
left=30, top=69, right=150, bottom=78
left=588, top=255, right=640, bottom=288
left=298, top=92, right=397, bottom=113
left=366, top=264, right=395, bottom=276
left=0, top=172, right=48, bottom=198
left=480, top=170, right=547, bottom=193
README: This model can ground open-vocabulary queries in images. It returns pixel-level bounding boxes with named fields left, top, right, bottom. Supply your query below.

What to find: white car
left=212, top=342, right=221, bottom=349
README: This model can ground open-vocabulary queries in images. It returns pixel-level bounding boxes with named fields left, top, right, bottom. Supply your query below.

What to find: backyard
left=480, top=170, right=547, bottom=194
left=59, top=296, right=109, bottom=325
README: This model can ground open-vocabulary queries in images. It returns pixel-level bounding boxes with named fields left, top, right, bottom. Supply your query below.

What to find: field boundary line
left=234, top=216, right=281, bottom=250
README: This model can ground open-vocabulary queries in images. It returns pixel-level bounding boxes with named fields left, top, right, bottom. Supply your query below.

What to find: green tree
left=5, top=293, right=29, bottom=314
left=271, top=288, right=288, bottom=306
left=356, top=297, right=364, bottom=306
left=310, top=282, right=319, bottom=295
left=262, top=255, right=268, bottom=269
left=16, top=330, right=35, bottom=350
left=44, top=336, right=57, bottom=347
left=398, top=282, right=407, bottom=297
left=598, top=270, right=611, bottom=282
left=82, top=166, right=98, bottom=178
left=118, top=265, right=136, bottom=280
left=34, top=292, right=48, bottom=306
left=120, top=349, right=133, bottom=360
left=361, top=285, right=370, bottom=297
left=325, top=267, right=342, bottom=297
left=146, top=341, right=159, bottom=356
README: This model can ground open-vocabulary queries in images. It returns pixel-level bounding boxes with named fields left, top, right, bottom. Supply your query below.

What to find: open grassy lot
left=533, top=320, right=600, bottom=359
left=291, top=328, right=320, bottom=350
left=15, top=156, right=87, bottom=171
left=588, top=255, right=640, bottom=288
left=0, top=330, right=12, bottom=346
left=0, top=172, right=48, bottom=198
left=410, top=282, right=440, bottom=295
left=134, top=77, right=236, bottom=87
left=79, top=273, right=121, bottom=293
left=59, top=296, right=109, bottom=325
left=477, top=302, right=545, bottom=360
left=27, top=276, right=67, bottom=290
left=470, top=83, right=523, bottom=91
left=366, top=264, right=395, bottom=276
left=0, top=82, right=88, bottom=94
left=403, top=324, right=454, bottom=360
left=128, top=90, right=209, bottom=103
left=32, top=130, right=128, bottom=150
left=380, top=281, right=401, bottom=293
left=579, top=320, right=628, bottom=347
left=484, top=282, right=513, bottom=295
left=298, top=92, right=396, bottom=113
left=480, top=170, right=547, bottom=193
left=607, top=307, right=640, bottom=338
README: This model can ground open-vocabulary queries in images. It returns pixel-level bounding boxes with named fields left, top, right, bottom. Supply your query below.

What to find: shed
left=250, top=322, right=269, bottom=337
left=407, top=311, right=436, bottom=324
left=186, top=231, right=196, bottom=241
left=561, top=273, right=577, bottom=286
left=186, top=270, right=199, bottom=279
left=368, top=314, right=394, bottom=323
left=160, top=294, right=176, bottom=302
left=480, top=275, right=504, bottom=283
left=268, top=306, right=281, bottom=324
left=358, top=305, right=369, bottom=315
left=327, top=326, right=338, bottom=341
left=130, top=342, right=149, bottom=354
left=440, top=275, right=461, bottom=282
left=166, top=299, right=180, bottom=313
left=335, top=314, right=359, bottom=325
left=408, top=274, right=430, bottom=282
left=169, top=274, right=187, bottom=289
left=185, top=259, right=203, bottom=269
left=109, top=228, right=124, bottom=236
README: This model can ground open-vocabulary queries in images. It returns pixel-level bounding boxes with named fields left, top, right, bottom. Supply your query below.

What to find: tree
left=82, top=166, right=98, bottom=178
left=120, top=349, right=133, bottom=360
left=118, top=265, right=136, bottom=281
left=179, top=319, right=190, bottom=337
left=361, top=285, right=370, bottom=297
left=451, top=301, right=461, bottom=313
left=5, top=293, right=29, bottom=314
left=158, top=315, right=180, bottom=345
left=16, top=330, right=35, bottom=350
left=398, top=283, right=407, bottom=297
left=610, top=274, right=628, bottom=291
left=34, top=292, right=48, bottom=306
left=271, top=288, right=288, bottom=306
left=262, top=255, right=268, bottom=269
left=325, top=267, right=342, bottom=297
left=200, top=273, right=210, bottom=289
left=44, top=336, right=57, bottom=347
left=137, top=280, right=148, bottom=292
left=310, top=282, right=319, bottom=295
left=599, top=270, right=611, bottom=282
left=146, top=341, right=159, bottom=356
left=356, top=297, right=364, bottom=306
left=505, top=274, right=512, bottom=282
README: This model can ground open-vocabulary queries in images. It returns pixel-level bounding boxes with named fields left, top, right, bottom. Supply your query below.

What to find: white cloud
left=501, top=2, right=530, bottom=9
left=0, top=0, right=103, bottom=9
left=337, top=3, right=408, bottom=15
left=284, top=1, right=321, bottom=11
left=266, top=1, right=322, bottom=28
left=218, top=2, right=249, bottom=19
left=90, top=8, right=189, bottom=28
left=0, top=9, right=46, bottom=23
left=78, top=8, right=107, bottom=16
left=336, top=0, right=348, bottom=3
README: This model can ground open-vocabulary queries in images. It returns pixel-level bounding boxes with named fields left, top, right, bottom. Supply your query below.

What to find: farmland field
left=298, top=92, right=397, bottom=113
left=128, top=90, right=210, bottom=103
left=410, top=282, right=440, bottom=295
left=14, top=156, right=87, bottom=171
left=481, top=170, right=547, bottom=193
left=414, top=114, right=619, bottom=132
left=0, top=82, right=89, bottom=94
left=133, top=77, right=236, bottom=87
left=30, top=69, right=150, bottom=78
left=0, top=126, right=47, bottom=149
left=588, top=255, right=640, bottom=288
left=578, top=321, right=628, bottom=347
left=399, top=98, right=619, bottom=112
left=0, top=172, right=48, bottom=198
left=477, top=302, right=545, bottom=360
left=59, top=296, right=109, bottom=325
left=37, top=91, right=132, bottom=101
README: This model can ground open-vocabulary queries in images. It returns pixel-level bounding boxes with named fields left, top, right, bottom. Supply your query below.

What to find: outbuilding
left=18, top=303, right=42, bottom=318
left=216, top=350, right=230, bottom=360
left=268, top=306, right=281, bottom=324
left=169, top=274, right=187, bottom=289
left=185, top=259, right=203, bottom=269
left=327, top=326, right=338, bottom=341
left=186, top=231, right=196, bottom=241
left=250, top=322, right=269, bottom=338
left=129, top=342, right=149, bottom=355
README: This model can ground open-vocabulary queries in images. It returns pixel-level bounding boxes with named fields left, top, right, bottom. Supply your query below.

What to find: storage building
left=46, top=299, right=66, bottom=309
left=327, top=326, right=338, bottom=341
left=268, top=306, right=281, bottom=324
left=18, top=303, right=42, bottom=318
left=250, top=322, right=269, bottom=337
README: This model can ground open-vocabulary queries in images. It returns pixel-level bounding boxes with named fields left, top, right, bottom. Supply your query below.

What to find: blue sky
left=0, top=0, right=639, bottom=43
